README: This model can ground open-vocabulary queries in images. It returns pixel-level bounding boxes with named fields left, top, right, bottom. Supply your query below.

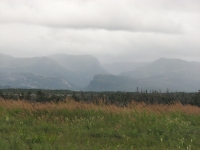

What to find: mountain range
left=0, top=53, right=199, bottom=92
left=86, top=58, right=200, bottom=92
left=0, top=53, right=107, bottom=90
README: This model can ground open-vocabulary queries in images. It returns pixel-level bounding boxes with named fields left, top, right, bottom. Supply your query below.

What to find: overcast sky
left=0, top=0, right=200, bottom=63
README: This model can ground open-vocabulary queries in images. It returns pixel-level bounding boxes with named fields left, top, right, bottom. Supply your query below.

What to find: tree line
left=0, top=89, right=200, bottom=106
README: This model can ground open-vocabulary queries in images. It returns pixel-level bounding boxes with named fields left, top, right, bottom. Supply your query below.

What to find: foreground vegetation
left=1, top=89, right=200, bottom=107
left=0, top=98, right=200, bottom=149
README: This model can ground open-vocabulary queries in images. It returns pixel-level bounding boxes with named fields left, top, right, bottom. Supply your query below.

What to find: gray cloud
left=0, top=0, right=185, bottom=33
left=0, top=0, right=200, bottom=63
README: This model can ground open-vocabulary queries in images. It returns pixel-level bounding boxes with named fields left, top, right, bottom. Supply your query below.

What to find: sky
left=0, top=0, right=200, bottom=63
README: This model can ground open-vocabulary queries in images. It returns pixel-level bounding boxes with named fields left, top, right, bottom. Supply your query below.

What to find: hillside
left=49, top=54, right=108, bottom=86
left=87, top=58, right=200, bottom=92
left=1, top=53, right=200, bottom=92
left=85, top=74, right=138, bottom=91
left=120, top=58, right=200, bottom=78
left=0, top=73, right=77, bottom=89
left=0, top=54, right=79, bottom=89
left=0, top=53, right=108, bottom=89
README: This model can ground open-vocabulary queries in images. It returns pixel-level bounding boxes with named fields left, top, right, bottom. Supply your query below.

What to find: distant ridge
left=48, top=53, right=108, bottom=86
left=87, top=58, right=200, bottom=92
left=120, top=58, right=200, bottom=79
left=0, top=73, right=77, bottom=89
left=85, top=74, right=137, bottom=91
left=0, top=53, right=108, bottom=89
left=1, top=53, right=199, bottom=92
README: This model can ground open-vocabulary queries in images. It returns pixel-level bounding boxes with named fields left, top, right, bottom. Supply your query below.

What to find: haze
left=0, top=0, right=200, bottom=63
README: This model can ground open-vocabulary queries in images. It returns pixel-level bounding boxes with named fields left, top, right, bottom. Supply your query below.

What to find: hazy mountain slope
left=85, top=74, right=138, bottom=91
left=87, top=58, right=200, bottom=92
left=1, top=54, right=70, bottom=76
left=49, top=54, right=108, bottom=86
left=102, top=62, right=147, bottom=75
left=0, top=53, right=81, bottom=89
left=120, top=58, right=200, bottom=78
left=85, top=74, right=182, bottom=92
left=0, top=73, right=78, bottom=89
left=0, top=53, right=108, bottom=89
left=1, top=53, right=199, bottom=92
left=134, top=74, right=199, bottom=92
left=86, top=73, right=200, bottom=92
left=119, top=58, right=200, bottom=91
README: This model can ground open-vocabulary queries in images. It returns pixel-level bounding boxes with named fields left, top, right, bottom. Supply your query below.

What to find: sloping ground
left=85, top=74, right=137, bottom=91
left=0, top=53, right=108, bottom=89
left=49, top=53, right=108, bottom=87
left=87, top=58, right=200, bottom=92
left=0, top=73, right=79, bottom=90
left=120, top=58, right=200, bottom=79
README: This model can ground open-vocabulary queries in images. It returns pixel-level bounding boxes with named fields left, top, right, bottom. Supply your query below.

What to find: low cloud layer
left=0, top=0, right=184, bottom=33
left=0, top=0, right=200, bottom=62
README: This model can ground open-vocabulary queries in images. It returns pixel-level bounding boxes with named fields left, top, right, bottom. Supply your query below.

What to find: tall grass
left=1, top=98, right=200, bottom=115
left=0, top=98, right=200, bottom=149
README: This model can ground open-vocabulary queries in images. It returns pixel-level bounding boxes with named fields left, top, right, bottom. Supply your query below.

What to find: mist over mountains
left=49, top=54, right=108, bottom=87
left=102, top=62, right=147, bottom=75
left=0, top=53, right=199, bottom=92
left=87, top=58, right=200, bottom=92
left=0, top=53, right=107, bottom=90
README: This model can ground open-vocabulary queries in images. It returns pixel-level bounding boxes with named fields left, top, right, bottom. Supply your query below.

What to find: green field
left=0, top=98, right=200, bottom=150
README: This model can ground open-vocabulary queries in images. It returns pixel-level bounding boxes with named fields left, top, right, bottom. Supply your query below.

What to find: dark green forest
left=0, top=89, right=200, bottom=107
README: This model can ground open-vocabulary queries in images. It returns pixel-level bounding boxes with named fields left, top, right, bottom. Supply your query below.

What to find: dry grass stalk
left=0, top=98, right=200, bottom=115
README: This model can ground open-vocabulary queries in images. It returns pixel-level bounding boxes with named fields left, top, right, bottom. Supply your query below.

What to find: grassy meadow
left=0, top=98, right=200, bottom=150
